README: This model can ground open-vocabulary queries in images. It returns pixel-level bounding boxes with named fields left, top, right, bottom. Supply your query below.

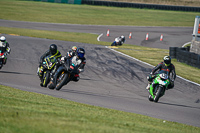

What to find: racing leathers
left=111, top=36, right=125, bottom=46
left=37, top=50, right=61, bottom=79
left=147, top=61, right=176, bottom=89
left=60, top=54, right=86, bottom=82
left=0, top=40, right=11, bottom=64
left=67, top=50, right=76, bottom=58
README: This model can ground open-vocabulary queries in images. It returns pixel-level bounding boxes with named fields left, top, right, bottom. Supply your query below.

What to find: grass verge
left=1, top=85, right=200, bottom=133
left=0, top=0, right=199, bottom=26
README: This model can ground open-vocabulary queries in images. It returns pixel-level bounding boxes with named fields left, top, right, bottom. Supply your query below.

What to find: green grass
left=100, top=0, right=200, bottom=7
left=1, top=85, right=200, bottom=133
left=0, top=0, right=200, bottom=132
left=0, top=0, right=199, bottom=26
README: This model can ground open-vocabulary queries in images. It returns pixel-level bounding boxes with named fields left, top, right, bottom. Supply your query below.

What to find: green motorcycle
left=148, top=70, right=170, bottom=102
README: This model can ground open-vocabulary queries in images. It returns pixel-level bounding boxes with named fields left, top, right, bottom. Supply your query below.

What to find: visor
left=78, top=53, right=84, bottom=58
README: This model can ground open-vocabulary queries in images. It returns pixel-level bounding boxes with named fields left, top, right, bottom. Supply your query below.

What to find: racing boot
left=146, top=83, right=151, bottom=90
left=37, top=66, right=43, bottom=77
left=40, top=81, right=44, bottom=87
left=3, top=58, right=7, bottom=65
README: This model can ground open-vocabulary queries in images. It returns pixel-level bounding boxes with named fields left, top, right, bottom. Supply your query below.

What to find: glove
left=61, top=57, right=65, bottom=61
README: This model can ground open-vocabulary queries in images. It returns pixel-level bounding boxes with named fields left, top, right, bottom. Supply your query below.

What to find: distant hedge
left=82, top=0, right=200, bottom=12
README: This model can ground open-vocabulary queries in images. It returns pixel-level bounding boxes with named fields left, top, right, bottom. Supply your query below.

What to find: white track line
left=97, top=33, right=103, bottom=41
left=105, top=46, right=200, bottom=87
left=182, top=42, right=191, bottom=47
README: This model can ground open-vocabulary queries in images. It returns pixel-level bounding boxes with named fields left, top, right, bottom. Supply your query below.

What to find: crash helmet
left=72, top=46, right=77, bottom=52
left=77, top=47, right=85, bottom=58
left=49, top=44, right=57, bottom=55
left=163, top=56, right=171, bottom=66
left=121, top=35, right=125, bottom=39
left=0, top=36, right=6, bottom=42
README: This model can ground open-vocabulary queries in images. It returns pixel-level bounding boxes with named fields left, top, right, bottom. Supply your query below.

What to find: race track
left=0, top=20, right=199, bottom=127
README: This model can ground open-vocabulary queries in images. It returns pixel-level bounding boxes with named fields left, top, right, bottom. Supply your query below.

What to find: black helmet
left=163, top=56, right=171, bottom=66
left=77, top=48, right=85, bottom=58
left=49, top=44, right=57, bottom=55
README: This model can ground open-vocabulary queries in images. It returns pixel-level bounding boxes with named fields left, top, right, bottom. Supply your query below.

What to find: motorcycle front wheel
left=42, top=71, right=50, bottom=87
left=154, top=86, right=163, bottom=102
left=55, top=71, right=69, bottom=91
left=148, top=95, right=153, bottom=102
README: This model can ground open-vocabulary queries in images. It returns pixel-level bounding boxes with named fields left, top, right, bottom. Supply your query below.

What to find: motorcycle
left=48, top=58, right=79, bottom=90
left=0, top=50, right=7, bottom=69
left=111, top=40, right=124, bottom=46
left=148, top=70, right=170, bottom=102
left=111, top=37, right=125, bottom=46
left=39, top=55, right=57, bottom=87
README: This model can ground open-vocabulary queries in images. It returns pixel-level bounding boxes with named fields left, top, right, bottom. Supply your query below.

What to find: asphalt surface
left=0, top=20, right=199, bottom=127
left=0, top=19, right=193, bottom=49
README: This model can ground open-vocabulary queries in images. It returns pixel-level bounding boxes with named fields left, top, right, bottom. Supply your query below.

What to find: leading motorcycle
left=148, top=70, right=170, bottom=102
left=39, top=55, right=57, bottom=87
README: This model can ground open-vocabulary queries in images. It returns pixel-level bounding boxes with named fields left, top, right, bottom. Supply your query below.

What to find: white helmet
left=0, top=36, right=6, bottom=42
left=121, top=35, right=125, bottom=39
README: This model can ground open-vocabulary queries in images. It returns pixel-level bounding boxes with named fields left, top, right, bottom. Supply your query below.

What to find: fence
left=81, top=0, right=200, bottom=12
left=169, top=47, right=200, bottom=68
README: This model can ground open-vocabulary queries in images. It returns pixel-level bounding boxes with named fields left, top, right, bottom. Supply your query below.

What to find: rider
left=120, top=35, right=125, bottom=45
left=146, top=56, right=176, bottom=90
left=37, top=44, right=61, bottom=82
left=60, top=47, right=86, bottom=82
left=73, top=47, right=86, bottom=81
left=67, top=46, right=77, bottom=58
left=112, top=35, right=125, bottom=46
left=0, top=36, right=11, bottom=65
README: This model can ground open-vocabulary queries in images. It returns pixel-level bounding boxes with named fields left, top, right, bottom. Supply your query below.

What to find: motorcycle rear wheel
left=111, top=42, right=115, bottom=46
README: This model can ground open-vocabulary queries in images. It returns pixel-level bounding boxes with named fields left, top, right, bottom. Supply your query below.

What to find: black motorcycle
left=48, top=58, right=79, bottom=90
left=39, top=55, right=57, bottom=87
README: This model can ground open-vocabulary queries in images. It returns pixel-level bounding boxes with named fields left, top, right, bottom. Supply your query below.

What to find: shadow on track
left=58, top=88, right=144, bottom=101
left=0, top=70, right=33, bottom=76
left=158, top=101, right=200, bottom=110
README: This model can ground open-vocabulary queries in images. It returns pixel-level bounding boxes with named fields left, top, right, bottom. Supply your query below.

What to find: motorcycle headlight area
left=159, top=73, right=168, bottom=80
left=160, top=80, right=167, bottom=86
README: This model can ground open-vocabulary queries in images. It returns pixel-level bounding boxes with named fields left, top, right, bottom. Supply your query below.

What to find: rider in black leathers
left=58, top=47, right=86, bottom=82
left=146, top=56, right=176, bottom=90
left=37, top=44, right=61, bottom=85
